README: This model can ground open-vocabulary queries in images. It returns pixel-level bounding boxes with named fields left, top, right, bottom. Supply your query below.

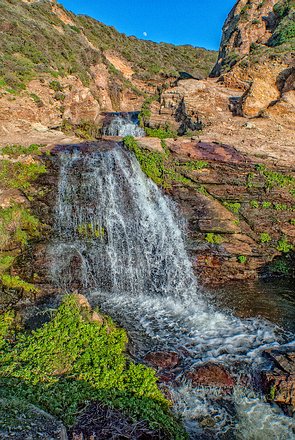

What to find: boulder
left=0, top=398, right=68, bottom=440
left=186, top=363, right=235, bottom=389
left=144, top=351, right=180, bottom=369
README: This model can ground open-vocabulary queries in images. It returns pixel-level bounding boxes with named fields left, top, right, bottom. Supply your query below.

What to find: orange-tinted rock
left=187, top=364, right=235, bottom=389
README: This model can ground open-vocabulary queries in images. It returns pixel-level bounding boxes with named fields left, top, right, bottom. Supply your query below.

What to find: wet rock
left=0, top=398, right=68, bottom=440
left=187, top=363, right=235, bottom=389
left=144, top=351, right=180, bottom=369
left=262, top=346, right=295, bottom=414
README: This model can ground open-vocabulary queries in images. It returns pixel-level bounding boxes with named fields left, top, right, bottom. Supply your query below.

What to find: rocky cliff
left=211, top=0, right=295, bottom=120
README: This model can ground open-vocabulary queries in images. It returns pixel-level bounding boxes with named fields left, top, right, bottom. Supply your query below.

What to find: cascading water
left=102, top=112, right=145, bottom=137
left=50, top=143, right=295, bottom=439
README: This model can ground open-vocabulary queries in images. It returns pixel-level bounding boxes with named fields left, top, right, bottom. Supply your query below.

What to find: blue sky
left=59, top=0, right=236, bottom=50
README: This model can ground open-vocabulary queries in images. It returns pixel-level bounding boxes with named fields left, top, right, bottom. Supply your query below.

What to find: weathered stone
left=0, top=399, right=68, bottom=440
left=144, top=351, right=180, bottom=369
left=186, top=364, right=235, bottom=388
left=262, top=346, right=295, bottom=413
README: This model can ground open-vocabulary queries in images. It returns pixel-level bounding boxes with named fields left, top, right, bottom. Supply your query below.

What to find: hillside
left=0, top=0, right=216, bottom=92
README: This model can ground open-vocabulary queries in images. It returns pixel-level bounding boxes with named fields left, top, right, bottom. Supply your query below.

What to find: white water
left=50, top=144, right=295, bottom=439
left=102, top=113, right=145, bottom=137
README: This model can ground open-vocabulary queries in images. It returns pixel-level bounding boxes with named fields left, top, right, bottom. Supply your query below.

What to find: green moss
left=0, top=295, right=187, bottom=439
left=0, top=205, right=41, bottom=250
left=1, top=275, right=39, bottom=295
left=124, top=136, right=166, bottom=186
left=77, top=223, right=105, bottom=239
left=176, top=160, right=208, bottom=171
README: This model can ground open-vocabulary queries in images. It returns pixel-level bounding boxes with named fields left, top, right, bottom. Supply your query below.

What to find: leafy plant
left=277, top=237, right=294, bottom=253
left=223, top=202, right=241, bottom=214
left=237, top=255, right=247, bottom=264
left=260, top=232, right=271, bottom=244
left=205, top=233, right=223, bottom=245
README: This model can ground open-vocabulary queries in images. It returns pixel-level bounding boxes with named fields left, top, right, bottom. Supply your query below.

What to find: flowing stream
left=50, top=142, right=295, bottom=439
left=102, top=112, right=145, bottom=137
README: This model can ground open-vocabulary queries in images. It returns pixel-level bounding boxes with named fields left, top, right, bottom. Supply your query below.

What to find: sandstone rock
left=237, top=65, right=282, bottom=118
left=186, top=363, right=235, bottom=389
left=136, top=137, right=164, bottom=153
left=211, top=0, right=276, bottom=77
left=144, top=351, right=180, bottom=369
left=262, top=346, right=295, bottom=414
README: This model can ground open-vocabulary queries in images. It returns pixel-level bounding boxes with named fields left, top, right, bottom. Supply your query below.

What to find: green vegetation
left=0, top=205, right=41, bottom=250
left=176, top=160, right=208, bottom=171
left=277, top=237, right=294, bottom=253
left=1, top=275, right=39, bottom=296
left=0, top=160, right=46, bottom=191
left=0, top=295, right=187, bottom=439
left=237, top=255, right=247, bottom=264
left=124, top=136, right=166, bottom=186
left=255, top=163, right=295, bottom=190
left=269, top=259, right=291, bottom=276
left=260, top=232, right=271, bottom=244
left=250, top=200, right=259, bottom=208
left=205, top=233, right=223, bottom=245
left=123, top=136, right=200, bottom=189
left=138, top=96, right=156, bottom=127
left=0, top=145, right=46, bottom=302
left=145, top=126, right=177, bottom=139
left=262, top=201, right=272, bottom=209
left=270, top=0, right=295, bottom=46
left=0, top=0, right=216, bottom=93
left=77, top=223, right=105, bottom=239
left=61, top=120, right=100, bottom=140
left=223, top=202, right=241, bottom=214
left=0, top=144, right=41, bottom=158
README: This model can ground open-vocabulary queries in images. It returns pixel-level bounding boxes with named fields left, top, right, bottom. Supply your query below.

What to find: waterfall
left=102, top=112, right=145, bottom=137
left=50, top=143, right=295, bottom=439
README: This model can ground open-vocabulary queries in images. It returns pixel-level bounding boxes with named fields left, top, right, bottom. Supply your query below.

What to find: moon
left=143, top=32, right=148, bottom=37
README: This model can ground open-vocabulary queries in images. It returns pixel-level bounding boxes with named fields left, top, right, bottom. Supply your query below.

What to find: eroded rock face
left=211, top=0, right=276, bottom=77
left=262, top=346, right=295, bottom=414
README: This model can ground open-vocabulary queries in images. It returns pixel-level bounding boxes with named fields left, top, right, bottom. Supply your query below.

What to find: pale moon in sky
left=143, top=32, right=148, bottom=37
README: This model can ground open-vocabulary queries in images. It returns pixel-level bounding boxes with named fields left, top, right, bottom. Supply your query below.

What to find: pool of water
left=207, top=279, right=295, bottom=335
